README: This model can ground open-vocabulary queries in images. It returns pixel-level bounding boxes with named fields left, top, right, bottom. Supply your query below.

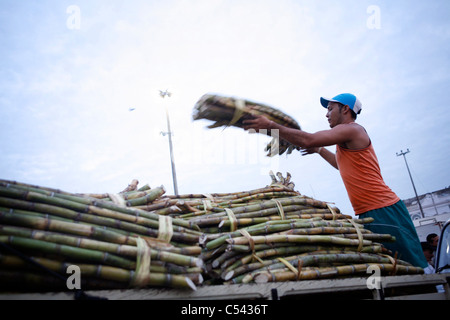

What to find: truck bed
left=1, top=273, right=448, bottom=300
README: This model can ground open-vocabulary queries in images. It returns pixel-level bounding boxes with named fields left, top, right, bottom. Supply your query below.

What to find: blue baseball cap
left=320, top=93, right=362, bottom=114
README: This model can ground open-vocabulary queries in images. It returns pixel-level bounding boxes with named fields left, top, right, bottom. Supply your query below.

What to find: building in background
left=403, top=187, right=450, bottom=241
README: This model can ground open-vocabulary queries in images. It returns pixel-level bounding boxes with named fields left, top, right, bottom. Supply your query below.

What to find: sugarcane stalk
left=120, top=188, right=153, bottom=201
left=149, top=205, right=184, bottom=216
left=0, top=263, right=197, bottom=290
left=203, top=217, right=364, bottom=250
left=124, top=186, right=166, bottom=206
left=252, top=263, right=423, bottom=283
left=0, top=235, right=136, bottom=269
left=188, top=198, right=343, bottom=228
left=134, top=199, right=174, bottom=211
left=227, top=234, right=372, bottom=247
left=162, top=245, right=202, bottom=256
left=218, top=212, right=351, bottom=228
left=0, top=179, right=72, bottom=196
left=0, top=205, right=154, bottom=243
left=1, top=253, right=203, bottom=287
left=281, top=226, right=368, bottom=236
left=0, top=253, right=133, bottom=284
left=192, top=195, right=332, bottom=218
left=252, top=252, right=408, bottom=281
left=191, top=206, right=318, bottom=228
left=86, top=205, right=202, bottom=236
left=0, top=225, right=203, bottom=268
left=199, top=243, right=227, bottom=262
left=215, top=195, right=331, bottom=211
left=211, top=250, right=245, bottom=269
left=210, top=185, right=296, bottom=199
left=223, top=245, right=321, bottom=275
left=224, top=252, right=388, bottom=282
left=0, top=224, right=137, bottom=257
left=0, top=196, right=200, bottom=244
left=0, top=205, right=75, bottom=223
left=0, top=210, right=136, bottom=245
left=333, top=233, right=396, bottom=242
left=224, top=245, right=385, bottom=284
left=216, top=192, right=301, bottom=206
left=248, top=220, right=366, bottom=237
left=0, top=196, right=162, bottom=239
left=0, top=184, right=197, bottom=231
left=226, top=242, right=295, bottom=253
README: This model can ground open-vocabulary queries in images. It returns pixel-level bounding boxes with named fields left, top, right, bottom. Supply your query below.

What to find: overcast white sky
left=1, top=0, right=449, bottom=217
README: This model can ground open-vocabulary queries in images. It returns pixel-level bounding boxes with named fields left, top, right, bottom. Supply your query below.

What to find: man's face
left=326, top=102, right=343, bottom=128
left=424, top=249, right=434, bottom=263
left=431, top=236, right=439, bottom=247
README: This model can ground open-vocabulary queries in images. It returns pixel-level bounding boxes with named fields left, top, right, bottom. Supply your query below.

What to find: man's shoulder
left=334, top=123, right=370, bottom=149
left=333, top=122, right=364, bottom=133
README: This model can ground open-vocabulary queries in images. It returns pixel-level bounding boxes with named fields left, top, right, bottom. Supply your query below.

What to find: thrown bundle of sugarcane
left=0, top=179, right=203, bottom=292
left=192, top=93, right=301, bottom=156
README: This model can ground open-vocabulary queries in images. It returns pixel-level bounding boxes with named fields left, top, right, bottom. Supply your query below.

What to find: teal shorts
left=360, top=200, right=428, bottom=268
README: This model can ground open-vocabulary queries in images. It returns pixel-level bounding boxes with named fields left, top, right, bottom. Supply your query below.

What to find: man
left=242, top=93, right=427, bottom=268
left=421, top=242, right=436, bottom=274
left=426, top=233, right=439, bottom=250
left=426, top=233, right=439, bottom=265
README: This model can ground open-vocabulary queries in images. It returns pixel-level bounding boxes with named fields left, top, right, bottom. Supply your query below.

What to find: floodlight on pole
left=396, top=149, right=424, bottom=218
left=160, top=89, right=179, bottom=196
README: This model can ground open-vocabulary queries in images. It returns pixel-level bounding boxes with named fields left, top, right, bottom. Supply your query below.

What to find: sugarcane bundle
left=199, top=215, right=424, bottom=284
left=192, top=93, right=301, bottom=156
left=146, top=172, right=348, bottom=237
left=187, top=174, right=424, bottom=284
left=0, top=179, right=203, bottom=292
left=102, top=173, right=423, bottom=285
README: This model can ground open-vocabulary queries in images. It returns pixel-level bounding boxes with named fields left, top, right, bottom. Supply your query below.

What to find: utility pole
left=160, top=89, right=179, bottom=196
left=396, top=149, right=424, bottom=218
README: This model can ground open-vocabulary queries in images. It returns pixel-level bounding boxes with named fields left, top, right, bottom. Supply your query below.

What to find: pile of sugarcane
left=192, top=93, right=301, bottom=156
left=200, top=217, right=424, bottom=284
left=172, top=172, right=423, bottom=284
left=105, top=172, right=424, bottom=285
left=0, top=179, right=204, bottom=292
left=0, top=173, right=424, bottom=293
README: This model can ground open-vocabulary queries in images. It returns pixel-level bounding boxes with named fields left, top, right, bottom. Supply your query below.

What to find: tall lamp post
left=159, top=89, right=179, bottom=196
left=396, top=149, right=424, bottom=218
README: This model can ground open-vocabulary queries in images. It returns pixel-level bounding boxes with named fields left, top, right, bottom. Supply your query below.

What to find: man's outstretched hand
left=242, top=115, right=273, bottom=131
left=300, top=147, right=320, bottom=156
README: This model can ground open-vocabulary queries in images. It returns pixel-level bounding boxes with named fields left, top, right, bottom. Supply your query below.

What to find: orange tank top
left=336, top=142, right=399, bottom=215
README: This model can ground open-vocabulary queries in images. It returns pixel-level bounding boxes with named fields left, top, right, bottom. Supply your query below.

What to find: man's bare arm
left=242, top=115, right=354, bottom=149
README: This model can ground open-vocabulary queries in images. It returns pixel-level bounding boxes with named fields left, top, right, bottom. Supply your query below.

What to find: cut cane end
left=195, top=258, right=204, bottom=268
left=186, top=277, right=197, bottom=291
left=254, top=274, right=269, bottom=284
left=223, top=271, right=234, bottom=281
